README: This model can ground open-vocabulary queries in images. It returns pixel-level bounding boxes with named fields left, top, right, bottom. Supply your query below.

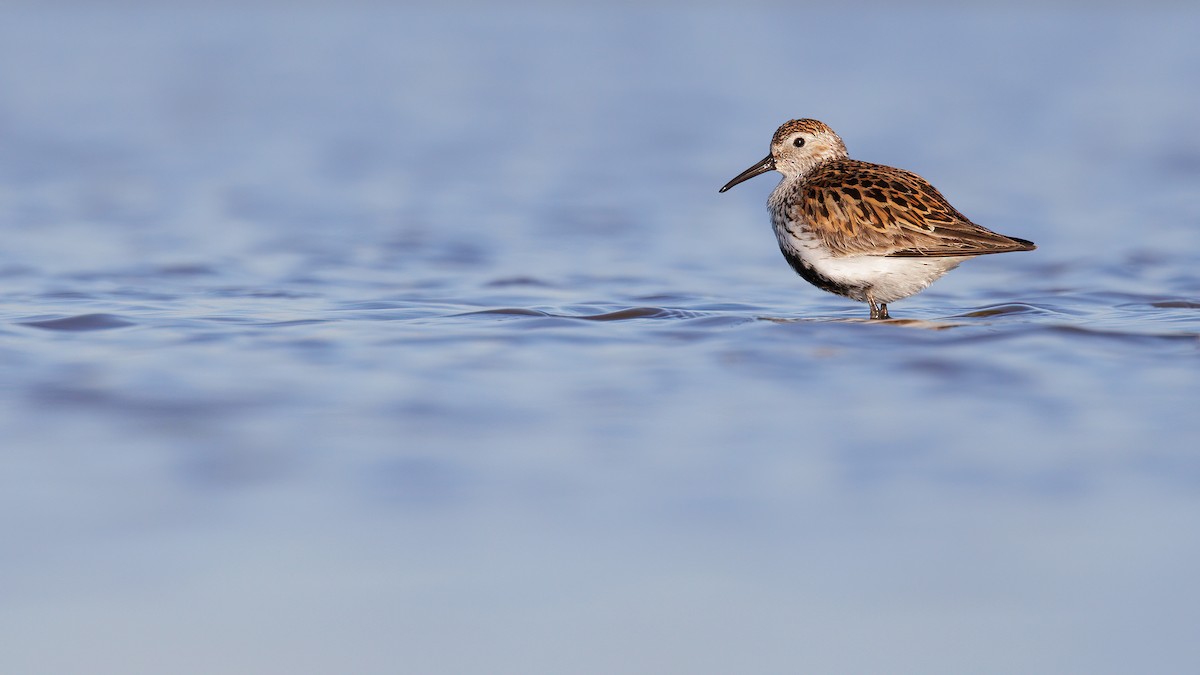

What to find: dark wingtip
left=1011, top=237, right=1037, bottom=251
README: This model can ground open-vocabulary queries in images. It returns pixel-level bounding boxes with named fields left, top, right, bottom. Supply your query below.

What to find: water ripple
left=1149, top=300, right=1200, bottom=309
left=19, top=313, right=137, bottom=331
left=955, top=303, right=1058, bottom=318
left=452, top=306, right=708, bottom=321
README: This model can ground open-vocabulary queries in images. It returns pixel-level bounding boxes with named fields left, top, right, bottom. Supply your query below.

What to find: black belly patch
left=780, top=249, right=864, bottom=300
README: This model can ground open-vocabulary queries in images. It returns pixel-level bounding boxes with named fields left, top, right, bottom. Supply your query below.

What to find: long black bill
left=719, top=154, right=776, bottom=193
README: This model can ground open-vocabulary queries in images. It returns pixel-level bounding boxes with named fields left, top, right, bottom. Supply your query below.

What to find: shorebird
left=720, top=119, right=1035, bottom=319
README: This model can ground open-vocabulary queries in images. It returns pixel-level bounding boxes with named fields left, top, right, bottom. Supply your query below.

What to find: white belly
left=775, top=224, right=966, bottom=304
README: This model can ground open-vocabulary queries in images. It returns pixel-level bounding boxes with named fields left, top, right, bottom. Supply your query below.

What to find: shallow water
left=2, top=4, right=1199, bottom=674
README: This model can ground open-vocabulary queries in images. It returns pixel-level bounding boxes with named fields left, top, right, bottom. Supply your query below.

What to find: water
left=2, top=4, right=1199, bottom=674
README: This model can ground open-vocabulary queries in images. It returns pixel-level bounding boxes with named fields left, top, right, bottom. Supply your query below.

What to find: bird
left=719, top=119, right=1035, bottom=319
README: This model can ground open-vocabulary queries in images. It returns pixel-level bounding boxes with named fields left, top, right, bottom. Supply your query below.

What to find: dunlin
left=720, top=119, right=1035, bottom=319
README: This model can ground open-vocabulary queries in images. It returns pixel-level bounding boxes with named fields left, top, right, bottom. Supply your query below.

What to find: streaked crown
left=770, top=119, right=848, bottom=178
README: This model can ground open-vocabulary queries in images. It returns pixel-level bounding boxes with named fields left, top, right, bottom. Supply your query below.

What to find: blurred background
left=1, top=2, right=1198, bottom=673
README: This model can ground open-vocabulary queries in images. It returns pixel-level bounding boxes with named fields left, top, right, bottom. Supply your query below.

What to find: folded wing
left=794, top=159, right=1036, bottom=258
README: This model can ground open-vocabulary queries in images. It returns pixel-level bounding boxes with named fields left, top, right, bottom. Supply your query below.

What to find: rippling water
left=2, top=4, right=1199, bottom=674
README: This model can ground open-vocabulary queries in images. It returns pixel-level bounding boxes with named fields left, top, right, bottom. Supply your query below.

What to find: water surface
left=1, top=4, right=1199, bottom=674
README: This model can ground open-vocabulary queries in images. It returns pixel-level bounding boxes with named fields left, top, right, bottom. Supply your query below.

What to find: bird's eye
left=793, top=137, right=806, bottom=148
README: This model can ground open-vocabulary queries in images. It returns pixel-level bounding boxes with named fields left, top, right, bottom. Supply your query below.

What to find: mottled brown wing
left=794, top=159, right=1035, bottom=257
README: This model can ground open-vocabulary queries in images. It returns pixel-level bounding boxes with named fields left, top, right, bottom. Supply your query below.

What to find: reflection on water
left=1, top=4, right=1199, bottom=675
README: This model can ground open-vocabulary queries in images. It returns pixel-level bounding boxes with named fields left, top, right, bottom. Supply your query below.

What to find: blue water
left=2, top=4, right=1199, bottom=674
